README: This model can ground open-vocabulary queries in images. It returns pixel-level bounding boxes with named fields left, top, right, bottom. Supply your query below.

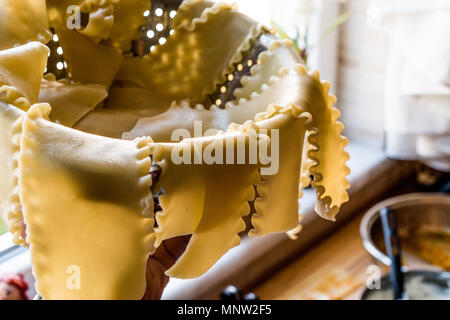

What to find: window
left=214, top=0, right=272, bottom=25
left=215, top=0, right=341, bottom=87
left=0, top=219, right=14, bottom=255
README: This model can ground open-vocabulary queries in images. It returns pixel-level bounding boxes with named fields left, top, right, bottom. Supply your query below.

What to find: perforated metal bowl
left=46, top=0, right=273, bottom=109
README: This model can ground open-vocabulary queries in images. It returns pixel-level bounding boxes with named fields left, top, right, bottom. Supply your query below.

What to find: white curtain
left=368, top=0, right=450, bottom=171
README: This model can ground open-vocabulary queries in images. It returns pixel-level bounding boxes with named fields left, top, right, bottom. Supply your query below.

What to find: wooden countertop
left=253, top=214, right=432, bottom=300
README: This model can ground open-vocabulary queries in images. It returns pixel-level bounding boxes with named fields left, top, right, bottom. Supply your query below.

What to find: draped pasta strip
left=285, top=130, right=317, bottom=239
left=102, top=0, right=150, bottom=52
left=19, top=103, right=154, bottom=299
left=103, top=87, right=173, bottom=113
left=0, top=42, right=48, bottom=245
left=0, top=0, right=52, bottom=50
left=249, top=104, right=313, bottom=236
left=47, top=0, right=118, bottom=44
left=123, top=41, right=350, bottom=225
left=0, top=101, right=25, bottom=245
left=74, top=108, right=143, bottom=139
left=46, top=0, right=84, bottom=28
left=48, top=0, right=150, bottom=51
left=0, top=42, right=49, bottom=107
left=172, top=0, right=216, bottom=30
left=39, top=75, right=108, bottom=127
left=230, top=40, right=350, bottom=220
left=292, top=67, right=351, bottom=221
left=152, top=126, right=266, bottom=278
left=73, top=87, right=174, bottom=138
left=78, top=3, right=115, bottom=44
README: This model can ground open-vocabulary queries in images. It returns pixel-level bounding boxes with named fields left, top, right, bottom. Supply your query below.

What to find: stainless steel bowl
left=360, top=193, right=450, bottom=267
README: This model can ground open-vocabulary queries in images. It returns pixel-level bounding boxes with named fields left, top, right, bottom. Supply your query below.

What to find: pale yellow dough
left=0, top=100, right=24, bottom=243
left=121, top=41, right=307, bottom=142
left=74, top=87, right=174, bottom=138
left=152, top=128, right=264, bottom=278
left=102, top=0, right=150, bottom=52
left=47, top=0, right=150, bottom=52
left=19, top=103, right=154, bottom=299
left=78, top=4, right=115, bottom=44
left=39, top=76, right=108, bottom=127
left=172, top=0, right=216, bottom=30
left=104, top=87, right=173, bottom=113
left=117, top=1, right=264, bottom=102
left=46, top=0, right=113, bottom=44
left=55, top=26, right=123, bottom=88
left=251, top=105, right=313, bottom=236
left=124, top=41, right=350, bottom=221
left=0, top=42, right=49, bottom=107
left=0, top=42, right=48, bottom=245
left=46, top=0, right=84, bottom=28
left=0, top=0, right=52, bottom=50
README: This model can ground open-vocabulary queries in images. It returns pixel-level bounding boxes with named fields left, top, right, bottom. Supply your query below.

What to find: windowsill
left=162, top=142, right=416, bottom=299
left=0, top=142, right=415, bottom=300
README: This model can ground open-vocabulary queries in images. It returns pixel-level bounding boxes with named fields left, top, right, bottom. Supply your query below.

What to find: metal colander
left=45, top=0, right=270, bottom=108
